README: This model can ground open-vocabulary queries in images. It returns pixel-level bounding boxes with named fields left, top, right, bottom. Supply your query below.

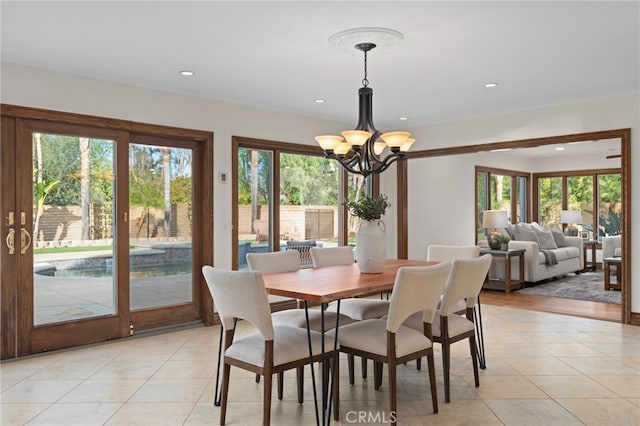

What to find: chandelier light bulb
left=374, top=141, right=387, bottom=155
left=341, top=130, right=372, bottom=146
left=314, top=135, right=343, bottom=151
left=400, top=138, right=415, bottom=152
left=334, top=143, right=351, bottom=156
left=380, top=131, right=411, bottom=148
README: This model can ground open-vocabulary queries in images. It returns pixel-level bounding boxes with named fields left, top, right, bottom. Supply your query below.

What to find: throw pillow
left=532, top=226, right=558, bottom=250
left=513, top=224, right=539, bottom=243
left=549, top=225, right=568, bottom=247
left=530, top=222, right=543, bottom=232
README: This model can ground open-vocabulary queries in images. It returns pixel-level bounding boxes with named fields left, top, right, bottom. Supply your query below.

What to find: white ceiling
left=1, top=1, right=638, bottom=135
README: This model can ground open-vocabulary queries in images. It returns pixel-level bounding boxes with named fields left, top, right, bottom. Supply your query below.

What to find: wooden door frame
left=399, top=129, right=633, bottom=325
left=0, top=104, right=214, bottom=359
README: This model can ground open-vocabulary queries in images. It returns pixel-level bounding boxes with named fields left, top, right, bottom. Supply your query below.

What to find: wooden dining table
left=262, top=258, right=437, bottom=303
left=261, top=258, right=436, bottom=426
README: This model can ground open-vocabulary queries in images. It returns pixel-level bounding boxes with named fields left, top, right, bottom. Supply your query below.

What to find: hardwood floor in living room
left=481, top=290, right=621, bottom=323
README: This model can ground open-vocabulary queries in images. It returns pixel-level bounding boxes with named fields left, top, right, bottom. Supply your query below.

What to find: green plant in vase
left=343, top=194, right=390, bottom=221
left=344, top=194, right=390, bottom=273
left=498, top=234, right=510, bottom=250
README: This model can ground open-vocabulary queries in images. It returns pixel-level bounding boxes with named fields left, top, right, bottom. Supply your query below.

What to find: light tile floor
left=1, top=305, right=639, bottom=425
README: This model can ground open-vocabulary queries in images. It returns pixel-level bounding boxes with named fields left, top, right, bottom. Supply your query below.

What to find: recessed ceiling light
left=179, top=70, right=195, bottom=76
left=555, top=146, right=565, bottom=151
left=484, top=83, right=498, bottom=88
left=399, top=117, right=408, bottom=121
left=314, top=99, right=326, bottom=103
left=489, top=148, right=512, bottom=152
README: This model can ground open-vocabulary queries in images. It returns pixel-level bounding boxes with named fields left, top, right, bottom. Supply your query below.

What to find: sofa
left=602, top=235, right=622, bottom=258
left=506, top=223, right=583, bottom=283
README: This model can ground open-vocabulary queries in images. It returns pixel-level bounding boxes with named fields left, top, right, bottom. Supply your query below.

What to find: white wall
left=2, top=62, right=638, bottom=313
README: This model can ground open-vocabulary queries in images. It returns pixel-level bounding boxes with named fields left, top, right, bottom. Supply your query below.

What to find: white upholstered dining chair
left=201, top=266, right=338, bottom=425
left=329, top=262, right=451, bottom=425
left=404, top=254, right=492, bottom=402
left=246, top=250, right=353, bottom=401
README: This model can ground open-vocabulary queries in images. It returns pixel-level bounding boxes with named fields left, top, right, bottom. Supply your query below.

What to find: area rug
left=515, top=271, right=621, bottom=304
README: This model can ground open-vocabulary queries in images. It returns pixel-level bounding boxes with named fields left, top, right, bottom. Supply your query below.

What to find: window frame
left=231, top=136, right=349, bottom=269
left=475, top=166, right=530, bottom=243
left=533, top=168, right=621, bottom=240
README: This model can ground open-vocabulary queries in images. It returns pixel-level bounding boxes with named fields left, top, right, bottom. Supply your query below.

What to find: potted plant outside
left=344, top=194, right=390, bottom=273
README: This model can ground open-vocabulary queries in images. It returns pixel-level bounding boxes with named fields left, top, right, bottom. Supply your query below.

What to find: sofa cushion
left=550, top=225, right=568, bottom=247
left=532, top=226, right=558, bottom=250
left=553, top=246, right=580, bottom=261
left=534, top=246, right=580, bottom=265
left=513, top=224, right=539, bottom=243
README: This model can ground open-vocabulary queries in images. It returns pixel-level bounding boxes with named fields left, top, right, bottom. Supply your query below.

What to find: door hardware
left=20, top=228, right=31, bottom=254
left=6, top=228, right=15, bottom=254
left=7, top=212, right=14, bottom=225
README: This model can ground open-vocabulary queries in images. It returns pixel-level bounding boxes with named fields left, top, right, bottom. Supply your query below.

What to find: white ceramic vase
left=355, top=219, right=386, bottom=273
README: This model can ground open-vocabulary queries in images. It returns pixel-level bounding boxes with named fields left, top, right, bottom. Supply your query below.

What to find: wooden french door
left=1, top=106, right=213, bottom=359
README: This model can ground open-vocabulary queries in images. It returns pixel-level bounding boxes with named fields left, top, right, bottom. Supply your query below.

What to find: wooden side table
left=603, top=257, right=622, bottom=290
left=582, top=239, right=598, bottom=272
left=480, top=248, right=525, bottom=293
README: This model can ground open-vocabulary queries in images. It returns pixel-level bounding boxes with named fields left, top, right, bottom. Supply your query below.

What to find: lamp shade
left=482, top=210, right=509, bottom=229
left=560, top=210, right=582, bottom=224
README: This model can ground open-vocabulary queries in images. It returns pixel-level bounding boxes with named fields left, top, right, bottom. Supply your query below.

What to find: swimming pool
left=36, top=262, right=192, bottom=279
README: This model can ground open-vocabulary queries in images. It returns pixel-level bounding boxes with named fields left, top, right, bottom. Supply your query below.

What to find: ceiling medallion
left=329, top=27, right=404, bottom=51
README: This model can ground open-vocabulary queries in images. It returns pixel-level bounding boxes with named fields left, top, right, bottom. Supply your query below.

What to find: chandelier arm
left=335, top=153, right=366, bottom=175
left=375, top=152, right=406, bottom=174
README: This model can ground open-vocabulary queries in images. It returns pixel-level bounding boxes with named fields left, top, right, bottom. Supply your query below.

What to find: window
left=475, top=167, right=529, bottom=242
left=234, top=138, right=344, bottom=269
left=537, top=176, right=563, bottom=227
left=533, top=169, right=621, bottom=241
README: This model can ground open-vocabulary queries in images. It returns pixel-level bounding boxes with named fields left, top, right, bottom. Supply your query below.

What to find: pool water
left=39, top=263, right=192, bottom=279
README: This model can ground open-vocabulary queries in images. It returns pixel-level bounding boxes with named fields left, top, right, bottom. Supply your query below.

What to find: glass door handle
left=6, top=228, right=15, bottom=254
left=20, top=228, right=31, bottom=254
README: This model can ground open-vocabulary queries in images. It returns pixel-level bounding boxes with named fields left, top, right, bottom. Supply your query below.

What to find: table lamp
left=482, top=210, right=509, bottom=250
left=560, top=210, right=582, bottom=236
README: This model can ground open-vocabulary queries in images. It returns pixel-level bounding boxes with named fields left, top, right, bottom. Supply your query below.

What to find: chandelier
left=315, top=42, right=414, bottom=177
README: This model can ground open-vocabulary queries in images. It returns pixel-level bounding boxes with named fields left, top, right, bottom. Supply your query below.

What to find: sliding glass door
left=1, top=107, right=213, bottom=359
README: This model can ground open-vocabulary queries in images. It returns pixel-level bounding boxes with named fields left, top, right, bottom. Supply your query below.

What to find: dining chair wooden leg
left=416, top=357, right=422, bottom=370
left=374, top=361, right=383, bottom=390
left=331, top=355, right=340, bottom=421
left=256, top=373, right=260, bottom=383
left=347, top=354, right=355, bottom=385
left=296, top=366, right=304, bottom=404
left=277, top=372, right=284, bottom=400
left=263, top=371, right=272, bottom=426
left=426, top=350, right=438, bottom=414
left=322, top=361, right=330, bottom=410
left=469, top=335, right=480, bottom=387
left=389, top=362, right=397, bottom=425
left=220, top=363, right=231, bottom=425
left=361, top=356, right=368, bottom=379
left=263, top=341, right=274, bottom=426
left=440, top=316, right=452, bottom=403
